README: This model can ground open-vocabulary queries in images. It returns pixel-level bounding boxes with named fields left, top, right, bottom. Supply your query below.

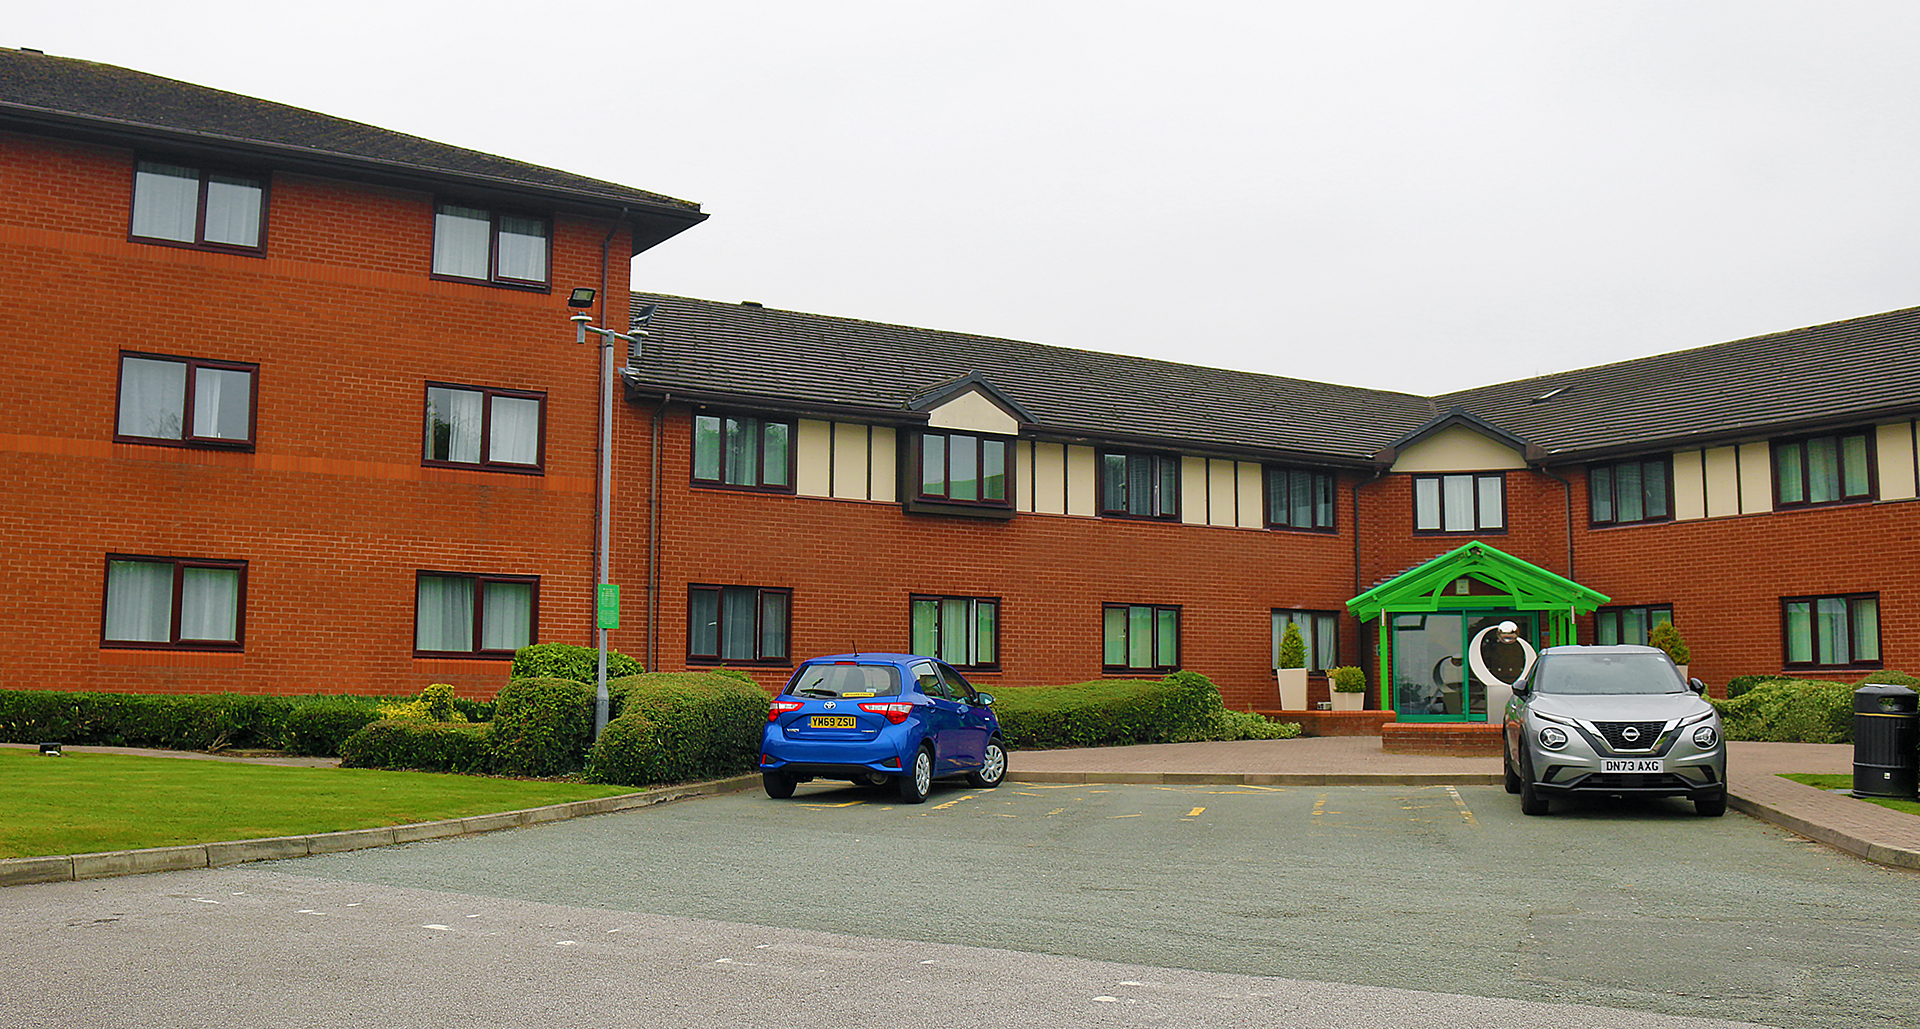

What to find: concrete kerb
left=1011, top=771, right=1505, bottom=787
left=0, top=773, right=761, bottom=888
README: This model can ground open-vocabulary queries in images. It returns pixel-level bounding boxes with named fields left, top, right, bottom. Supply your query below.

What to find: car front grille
left=1592, top=720, right=1669, bottom=752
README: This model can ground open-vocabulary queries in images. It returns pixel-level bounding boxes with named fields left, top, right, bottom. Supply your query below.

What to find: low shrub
left=585, top=671, right=773, bottom=786
left=1713, top=677, right=1854, bottom=744
left=0, top=690, right=295, bottom=752
left=1206, top=708, right=1303, bottom=741
left=1725, top=674, right=1789, bottom=699
left=338, top=719, right=492, bottom=773
left=993, top=670, right=1227, bottom=749
left=1328, top=666, right=1367, bottom=693
left=511, top=643, right=642, bottom=685
left=488, top=677, right=595, bottom=777
left=281, top=696, right=385, bottom=756
left=379, top=683, right=469, bottom=724
left=1859, top=670, right=1920, bottom=688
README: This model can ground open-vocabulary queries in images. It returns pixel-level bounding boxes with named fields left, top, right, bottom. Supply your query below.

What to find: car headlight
left=1538, top=725, right=1569, bottom=750
left=1693, top=724, right=1719, bottom=748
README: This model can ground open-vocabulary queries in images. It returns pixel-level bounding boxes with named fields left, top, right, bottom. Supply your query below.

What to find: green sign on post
left=596, top=583, right=620, bottom=630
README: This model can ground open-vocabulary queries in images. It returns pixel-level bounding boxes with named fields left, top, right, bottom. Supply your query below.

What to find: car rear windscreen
left=784, top=663, right=903, bottom=698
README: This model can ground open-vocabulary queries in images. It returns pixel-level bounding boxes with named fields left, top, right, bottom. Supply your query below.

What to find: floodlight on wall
left=567, top=287, right=598, bottom=309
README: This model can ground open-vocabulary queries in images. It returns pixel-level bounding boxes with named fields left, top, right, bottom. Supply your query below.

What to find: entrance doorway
left=1390, top=611, right=1537, bottom=722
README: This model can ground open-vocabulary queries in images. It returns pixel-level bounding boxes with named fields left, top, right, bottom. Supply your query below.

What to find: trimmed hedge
left=511, top=643, right=642, bottom=685
left=283, top=696, right=385, bottom=756
left=992, top=670, right=1297, bottom=749
left=0, top=690, right=302, bottom=752
left=1725, top=674, right=1789, bottom=700
left=338, top=719, right=492, bottom=773
left=488, top=677, right=595, bottom=777
left=585, top=671, right=772, bottom=786
left=1713, top=678, right=1855, bottom=744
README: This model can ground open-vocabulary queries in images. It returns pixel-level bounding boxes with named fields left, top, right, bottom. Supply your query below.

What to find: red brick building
left=8, top=51, right=1915, bottom=721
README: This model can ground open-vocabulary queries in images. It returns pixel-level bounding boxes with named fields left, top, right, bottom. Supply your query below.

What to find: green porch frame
left=1347, top=541, right=1610, bottom=718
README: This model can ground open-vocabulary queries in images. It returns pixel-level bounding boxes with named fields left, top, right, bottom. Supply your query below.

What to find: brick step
left=1382, top=721, right=1504, bottom=756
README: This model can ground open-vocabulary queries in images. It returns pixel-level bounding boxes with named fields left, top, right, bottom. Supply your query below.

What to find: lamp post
left=567, top=287, right=642, bottom=738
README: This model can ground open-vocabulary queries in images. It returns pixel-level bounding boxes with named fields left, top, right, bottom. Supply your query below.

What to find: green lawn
left=0, top=749, right=639, bottom=860
left=1782, top=773, right=1920, bottom=818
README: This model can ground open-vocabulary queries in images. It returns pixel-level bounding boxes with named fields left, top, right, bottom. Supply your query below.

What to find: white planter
left=1674, top=664, right=1690, bottom=684
left=1330, top=690, right=1364, bottom=711
left=1275, top=667, right=1308, bottom=710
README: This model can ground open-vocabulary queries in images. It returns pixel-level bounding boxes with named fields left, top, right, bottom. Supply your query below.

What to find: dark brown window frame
left=1772, top=428, right=1876, bottom=509
left=1412, top=472, right=1507, bottom=534
left=687, top=584, right=794, bottom=665
left=1265, top=465, right=1337, bottom=532
left=1588, top=456, right=1675, bottom=527
left=913, top=431, right=1014, bottom=510
left=128, top=157, right=270, bottom=256
left=1098, top=449, right=1182, bottom=521
left=909, top=593, right=1002, bottom=671
left=1102, top=602, right=1181, bottom=673
left=422, top=382, right=548, bottom=474
left=690, top=411, right=797, bottom=494
left=412, top=570, right=540, bottom=659
left=1271, top=609, right=1340, bottom=672
left=428, top=201, right=553, bottom=291
left=100, top=554, right=248, bottom=652
left=1593, top=604, right=1674, bottom=646
left=113, top=351, right=260, bottom=451
left=1781, top=592, right=1882, bottom=670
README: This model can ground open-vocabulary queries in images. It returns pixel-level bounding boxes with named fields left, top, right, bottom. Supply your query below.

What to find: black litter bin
left=1853, top=683, right=1918, bottom=799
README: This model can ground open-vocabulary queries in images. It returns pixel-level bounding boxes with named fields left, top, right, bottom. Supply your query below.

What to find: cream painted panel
left=1738, top=442, right=1773, bottom=514
left=1671, top=450, right=1706, bottom=521
left=796, top=419, right=833, bottom=497
left=1205, top=459, right=1235, bottom=527
left=1182, top=457, right=1210, bottom=525
left=1032, top=442, right=1067, bottom=514
left=1014, top=442, right=1034, bottom=513
left=1237, top=462, right=1265, bottom=529
left=925, top=390, right=1020, bottom=435
left=1878, top=422, right=1917, bottom=501
left=870, top=426, right=897, bottom=502
left=1066, top=445, right=1096, bottom=516
left=1701, top=447, right=1738, bottom=518
left=831, top=423, right=870, bottom=499
left=1391, top=425, right=1528, bottom=472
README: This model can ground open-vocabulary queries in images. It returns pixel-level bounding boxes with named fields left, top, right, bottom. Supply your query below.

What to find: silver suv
left=1503, top=645, right=1727, bottom=817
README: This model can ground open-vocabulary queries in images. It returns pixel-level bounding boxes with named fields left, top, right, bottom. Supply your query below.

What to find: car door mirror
left=974, top=692, right=995, bottom=707
left=1688, top=677, right=1707, bottom=695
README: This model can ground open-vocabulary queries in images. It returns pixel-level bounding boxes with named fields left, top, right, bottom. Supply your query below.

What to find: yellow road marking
left=1045, top=808, right=1065, bottom=816
left=931, top=794, right=976, bottom=810
left=1445, top=785, right=1478, bottom=826
left=800, top=801, right=864, bottom=808
left=1186, top=807, right=1206, bottom=817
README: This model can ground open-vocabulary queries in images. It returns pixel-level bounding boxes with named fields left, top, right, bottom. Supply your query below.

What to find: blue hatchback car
left=759, top=653, right=1008, bottom=803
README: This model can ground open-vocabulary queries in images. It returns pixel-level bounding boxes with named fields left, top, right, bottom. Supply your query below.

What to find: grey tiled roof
left=630, top=294, right=1920, bottom=466
left=0, top=49, right=701, bottom=226
left=627, top=294, right=1438, bottom=464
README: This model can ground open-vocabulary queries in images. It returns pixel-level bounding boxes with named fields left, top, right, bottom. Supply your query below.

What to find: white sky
left=15, top=2, right=1920, bottom=394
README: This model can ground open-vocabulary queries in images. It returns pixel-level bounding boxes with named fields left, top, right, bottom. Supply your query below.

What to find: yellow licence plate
left=809, top=715, right=858, bottom=728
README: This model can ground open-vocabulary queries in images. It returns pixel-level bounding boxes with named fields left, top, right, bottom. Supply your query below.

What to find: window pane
left=982, top=440, right=1007, bottom=501
left=1102, top=454, right=1127, bottom=513
left=1271, top=612, right=1286, bottom=666
left=975, top=602, right=996, bottom=665
left=119, top=357, right=186, bottom=440
left=416, top=576, right=474, bottom=652
left=759, top=591, right=789, bottom=660
left=950, top=434, right=978, bottom=501
left=1442, top=475, right=1475, bottom=531
left=1477, top=476, right=1504, bottom=529
left=1841, top=434, right=1870, bottom=498
left=1590, top=466, right=1613, bottom=522
left=1414, top=478, right=1442, bottom=530
left=720, top=587, right=758, bottom=660
left=1128, top=606, right=1153, bottom=668
left=1784, top=601, right=1812, bottom=663
left=1815, top=597, right=1848, bottom=665
left=1289, top=469, right=1312, bottom=527
left=1775, top=443, right=1804, bottom=504
left=1595, top=612, right=1619, bottom=646
left=689, top=589, right=719, bottom=657
left=939, top=598, right=969, bottom=665
left=202, top=173, right=262, bottom=247
left=1314, top=474, right=1334, bottom=528
left=910, top=599, right=937, bottom=656
left=1853, top=597, right=1880, bottom=662
left=1159, top=458, right=1180, bottom=517
left=426, top=387, right=483, bottom=463
left=1622, top=607, right=1647, bottom=646
left=1103, top=607, right=1127, bottom=665
left=1156, top=609, right=1178, bottom=668
left=693, top=415, right=722, bottom=481
left=192, top=367, right=252, bottom=441
left=489, top=395, right=541, bottom=465
left=432, top=205, right=491, bottom=279
left=1645, top=461, right=1670, bottom=519
left=1127, top=455, right=1154, bottom=516
left=921, top=436, right=946, bottom=497
left=1313, top=615, right=1337, bottom=673
left=105, top=560, right=174, bottom=642
left=762, top=421, right=790, bottom=487
left=132, top=162, right=198, bottom=242
left=1616, top=462, right=1643, bottom=522
left=178, top=566, right=239, bottom=642
left=480, top=580, right=533, bottom=651
left=723, top=417, right=759, bottom=486
left=1268, top=471, right=1288, bottom=525
left=1807, top=436, right=1840, bottom=504
left=495, top=215, right=547, bottom=282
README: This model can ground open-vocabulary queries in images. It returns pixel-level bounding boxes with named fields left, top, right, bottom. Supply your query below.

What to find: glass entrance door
left=1391, top=611, right=1538, bottom=721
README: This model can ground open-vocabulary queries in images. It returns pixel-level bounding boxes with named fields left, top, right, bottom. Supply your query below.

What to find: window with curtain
left=916, top=432, right=1011, bottom=507
left=116, top=353, right=256, bottom=448
left=688, top=585, right=792, bottom=663
left=1103, top=603, right=1179, bottom=672
left=1413, top=473, right=1504, bottom=533
left=414, top=572, right=537, bottom=656
left=424, top=383, right=544, bottom=471
left=1593, top=605, right=1673, bottom=646
left=432, top=202, right=548, bottom=286
left=131, top=159, right=266, bottom=252
left=909, top=595, right=1000, bottom=669
left=1589, top=457, right=1673, bottom=526
left=1773, top=430, right=1874, bottom=508
left=1099, top=450, right=1180, bottom=519
left=1266, top=466, right=1336, bottom=531
left=1782, top=593, right=1880, bottom=668
left=1271, top=610, right=1339, bottom=672
left=102, top=555, right=246, bottom=650
left=691, top=412, right=794, bottom=491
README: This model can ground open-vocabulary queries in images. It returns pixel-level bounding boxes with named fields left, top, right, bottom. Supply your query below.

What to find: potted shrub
left=1649, top=622, right=1691, bottom=681
left=1275, top=622, right=1308, bottom=710
left=1328, top=665, right=1367, bottom=711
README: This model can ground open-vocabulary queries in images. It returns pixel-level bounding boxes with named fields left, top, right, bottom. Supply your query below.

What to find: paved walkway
left=5, top=738, right=1917, bottom=881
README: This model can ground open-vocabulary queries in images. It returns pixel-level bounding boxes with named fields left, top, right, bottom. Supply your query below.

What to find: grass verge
left=1781, top=773, right=1920, bottom=818
left=0, top=749, right=639, bottom=860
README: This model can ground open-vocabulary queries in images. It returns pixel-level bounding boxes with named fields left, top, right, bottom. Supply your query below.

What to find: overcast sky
left=16, top=2, right=1920, bottom=394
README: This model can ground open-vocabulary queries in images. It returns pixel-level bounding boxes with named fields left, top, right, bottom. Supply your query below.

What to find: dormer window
left=432, top=203, right=549, bottom=287
left=916, top=431, right=1010, bottom=507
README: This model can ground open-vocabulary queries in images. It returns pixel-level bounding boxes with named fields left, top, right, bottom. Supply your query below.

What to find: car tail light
left=769, top=699, right=804, bottom=722
left=859, top=701, right=913, bottom=725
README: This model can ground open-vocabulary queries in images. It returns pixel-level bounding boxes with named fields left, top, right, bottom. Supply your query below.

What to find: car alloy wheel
left=1518, top=748, right=1549, bottom=816
left=967, top=739, right=1007, bottom=789
left=898, top=746, right=933, bottom=804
